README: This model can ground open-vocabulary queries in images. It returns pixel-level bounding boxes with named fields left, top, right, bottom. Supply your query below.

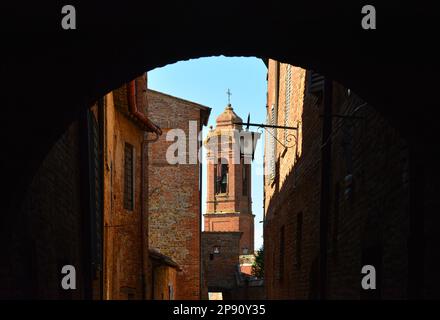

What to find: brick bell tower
left=204, top=103, right=260, bottom=255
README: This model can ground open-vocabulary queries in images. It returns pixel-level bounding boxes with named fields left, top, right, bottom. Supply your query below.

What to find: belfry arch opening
left=215, top=158, right=229, bottom=195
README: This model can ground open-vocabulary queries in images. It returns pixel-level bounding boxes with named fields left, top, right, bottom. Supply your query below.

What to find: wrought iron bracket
left=233, top=121, right=299, bottom=149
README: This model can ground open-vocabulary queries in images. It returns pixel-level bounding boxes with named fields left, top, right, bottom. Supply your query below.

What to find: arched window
left=215, top=158, right=228, bottom=194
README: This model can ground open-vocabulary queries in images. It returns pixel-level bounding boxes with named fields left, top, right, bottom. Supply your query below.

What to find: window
left=296, top=212, right=303, bottom=268
left=284, top=64, right=292, bottom=144
left=215, top=159, right=228, bottom=194
left=279, top=225, right=285, bottom=280
left=242, top=163, right=249, bottom=196
left=123, top=143, right=134, bottom=211
left=307, top=70, right=325, bottom=95
left=269, top=104, right=277, bottom=181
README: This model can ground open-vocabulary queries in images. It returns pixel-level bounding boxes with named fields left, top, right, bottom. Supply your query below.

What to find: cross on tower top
left=226, top=88, right=232, bottom=105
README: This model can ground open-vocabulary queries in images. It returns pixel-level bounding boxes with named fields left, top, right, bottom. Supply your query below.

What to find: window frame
left=123, top=142, right=135, bottom=211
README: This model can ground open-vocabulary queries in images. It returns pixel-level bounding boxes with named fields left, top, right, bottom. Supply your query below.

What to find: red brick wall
left=204, top=213, right=255, bottom=255
left=239, top=213, right=254, bottom=254
left=264, top=60, right=410, bottom=299
left=201, top=232, right=241, bottom=294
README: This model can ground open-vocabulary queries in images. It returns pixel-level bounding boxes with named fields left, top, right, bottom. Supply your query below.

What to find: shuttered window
left=307, top=70, right=325, bottom=95
left=123, top=143, right=134, bottom=211
left=284, top=64, right=292, bottom=144
left=269, top=104, right=276, bottom=181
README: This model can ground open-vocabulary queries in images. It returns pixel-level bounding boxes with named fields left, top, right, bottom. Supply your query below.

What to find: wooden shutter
left=270, top=105, right=276, bottom=180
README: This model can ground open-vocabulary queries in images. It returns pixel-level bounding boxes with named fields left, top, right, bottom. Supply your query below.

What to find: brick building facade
left=102, top=75, right=202, bottom=300
left=264, top=59, right=411, bottom=299
left=102, top=75, right=151, bottom=300
left=146, top=89, right=211, bottom=300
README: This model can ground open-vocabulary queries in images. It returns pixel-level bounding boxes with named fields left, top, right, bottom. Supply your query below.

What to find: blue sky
left=148, top=56, right=267, bottom=250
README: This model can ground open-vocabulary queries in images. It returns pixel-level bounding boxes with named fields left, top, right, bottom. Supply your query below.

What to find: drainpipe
left=127, top=78, right=161, bottom=300
left=319, top=78, right=333, bottom=300
left=128, top=80, right=162, bottom=136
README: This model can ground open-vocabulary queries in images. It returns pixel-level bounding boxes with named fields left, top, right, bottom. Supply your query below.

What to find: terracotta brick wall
left=264, top=60, right=410, bottom=299
left=103, top=76, right=148, bottom=300
left=201, top=232, right=241, bottom=292
left=147, top=89, right=210, bottom=300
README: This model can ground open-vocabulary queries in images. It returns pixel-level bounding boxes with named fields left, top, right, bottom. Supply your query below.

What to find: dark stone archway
left=2, top=1, right=439, bottom=207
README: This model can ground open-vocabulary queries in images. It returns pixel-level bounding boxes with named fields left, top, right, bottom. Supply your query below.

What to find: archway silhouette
left=2, top=0, right=439, bottom=210
left=3, top=0, right=439, bottom=205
